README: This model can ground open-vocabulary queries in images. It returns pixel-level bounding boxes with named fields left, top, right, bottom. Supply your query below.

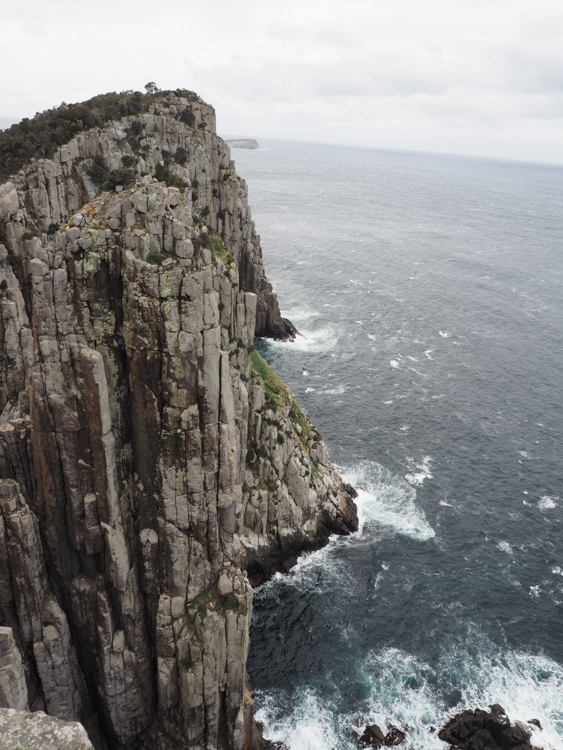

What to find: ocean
left=229, top=139, right=563, bottom=750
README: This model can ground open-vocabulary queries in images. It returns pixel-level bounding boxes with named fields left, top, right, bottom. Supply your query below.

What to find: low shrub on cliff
left=103, top=167, right=135, bottom=191
left=210, top=236, right=233, bottom=269
left=250, top=350, right=291, bottom=407
left=154, top=161, right=187, bottom=188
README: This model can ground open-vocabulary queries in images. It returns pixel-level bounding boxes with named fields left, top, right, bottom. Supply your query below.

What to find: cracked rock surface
left=0, top=92, right=357, bottom=749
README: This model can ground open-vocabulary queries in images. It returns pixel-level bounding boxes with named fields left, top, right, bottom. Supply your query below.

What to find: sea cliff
left=0, top=90, right=357, bottom=749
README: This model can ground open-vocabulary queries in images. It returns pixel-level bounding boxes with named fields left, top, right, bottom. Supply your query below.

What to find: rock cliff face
left=0, top=92, right=357, bottom=749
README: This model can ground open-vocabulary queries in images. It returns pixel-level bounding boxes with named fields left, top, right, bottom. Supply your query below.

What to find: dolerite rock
left=384, top=726, right=406, bottom=746
left=438, top=705, right=535, bottom=750
left=0, top=91, right=358, bottom=749
left=359, top=723, right=406, bottom=748
left=359, top=723, right=386, bottom=747
left=0, top=707, right=94, bottom=749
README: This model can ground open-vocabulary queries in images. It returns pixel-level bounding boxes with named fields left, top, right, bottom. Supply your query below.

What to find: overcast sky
left=2, top=0, right=563, bottom=164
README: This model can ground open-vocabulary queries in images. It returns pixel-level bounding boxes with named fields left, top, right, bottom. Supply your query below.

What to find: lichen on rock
left=0, top=89, right=357, bottom=749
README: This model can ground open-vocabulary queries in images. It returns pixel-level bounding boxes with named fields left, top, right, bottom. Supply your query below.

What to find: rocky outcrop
left=439, top=705, right=538, bottom=750
left=0, top=707, right=94, bottom=749
left=0, top=92, right=357, bottom=749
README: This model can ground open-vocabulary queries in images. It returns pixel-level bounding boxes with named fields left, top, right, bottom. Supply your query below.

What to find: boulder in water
left=384, top=725, right=406, bottom=746
left=438, top=705, right=535, bottom=750
left=359, top=723, right=386, bottom=747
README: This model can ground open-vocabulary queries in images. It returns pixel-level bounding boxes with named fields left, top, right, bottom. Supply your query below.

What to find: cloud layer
left=2, top=0, right=563, bottom=163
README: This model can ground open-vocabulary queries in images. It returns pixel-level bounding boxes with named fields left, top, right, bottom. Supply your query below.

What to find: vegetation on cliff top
left=0, top=85, right=202, bottom=183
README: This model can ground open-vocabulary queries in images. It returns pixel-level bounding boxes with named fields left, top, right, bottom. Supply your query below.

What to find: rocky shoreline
left=357, top=705, right=543, bottom=750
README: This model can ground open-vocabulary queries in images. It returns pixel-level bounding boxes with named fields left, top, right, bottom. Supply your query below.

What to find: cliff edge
left=0, top=90, right=357, bottom=749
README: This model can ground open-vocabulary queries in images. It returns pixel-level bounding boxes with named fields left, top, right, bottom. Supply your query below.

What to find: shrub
left=130, top=120, right=144, bottom=137
left=210, top=236, right=233, bottom=269
left=121, top=154, right=137, bottom=168
left=147, top=250, right=167, bottom=264
left=22, top=232, right=33, bottom=240
left=47, top=223, right=59, bottom=235
left=175, top=147, right=187, bottom=165
left=0, top=279, right=7, bottom=291
left=180, top=108, right=196, bottom=128
left=87, top=155, right=108, bottom=184
left=103, top=167, right=134, bottom=191
left=154, top=162, right=186, bottom=188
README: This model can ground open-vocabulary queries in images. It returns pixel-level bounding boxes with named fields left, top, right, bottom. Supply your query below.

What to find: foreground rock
left=439, top=705, right=536, bottom=750
left=359, top=723, right=406, bottom=747
left=0, top=91, right=357, bottom=749
left=225, top=139, right=259, bottom=149
left=0, top=708, right=94, bottom=749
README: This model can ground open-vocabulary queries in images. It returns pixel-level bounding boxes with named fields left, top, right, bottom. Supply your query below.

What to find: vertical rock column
left=0, top=479, right=88, bottom=722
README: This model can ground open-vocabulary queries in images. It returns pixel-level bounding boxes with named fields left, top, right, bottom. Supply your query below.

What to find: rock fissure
left=0, top=90, right=357, bottom=749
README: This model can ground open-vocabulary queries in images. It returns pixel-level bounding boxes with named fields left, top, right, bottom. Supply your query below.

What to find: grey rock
left=0, top=91, right=358, bottom=750
left=0, top=707, right=94, bottom=749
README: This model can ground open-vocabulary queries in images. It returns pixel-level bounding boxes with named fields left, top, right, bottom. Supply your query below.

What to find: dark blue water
left=230, top=139, right=563, bottom=750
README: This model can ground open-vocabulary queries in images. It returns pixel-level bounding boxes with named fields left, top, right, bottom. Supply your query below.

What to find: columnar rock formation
left=0, top=92, right=357, bottom=749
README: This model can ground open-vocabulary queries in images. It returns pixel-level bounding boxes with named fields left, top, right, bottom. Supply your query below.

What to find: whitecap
left=319, top=384, right=347, bottom=395
left=272, top=325, right=342, bottom=354
left=538, top=496, right=557, bottom=511
left=405, top=456, right=433, bottom=487
left=390, top=360, right=400, bottom=369
left=305, top=387, right=315, bottom=393
left=424, top=350, right=434, bottom=359
left=255, top=688, right=343, bottom=750
left=281, top=306, right=321, bottom=324
left=439, top=331, right=451, bottom=338
left=339, top=461, right=435, bottom=542
left=497, top=541, right=512, bottom=554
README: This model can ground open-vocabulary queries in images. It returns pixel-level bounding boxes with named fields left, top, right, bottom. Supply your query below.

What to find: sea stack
left=0, top=89, right=357, bottom=748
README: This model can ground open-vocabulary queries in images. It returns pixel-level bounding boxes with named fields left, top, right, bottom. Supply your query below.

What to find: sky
left=2, top=0, right=563, bottom=164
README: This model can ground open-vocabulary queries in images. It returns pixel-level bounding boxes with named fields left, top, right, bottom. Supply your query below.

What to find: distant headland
left=225, top=138, right=259, bottom=149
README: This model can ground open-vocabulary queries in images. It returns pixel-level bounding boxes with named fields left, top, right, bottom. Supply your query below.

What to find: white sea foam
left=539, top=496, right=557, bottom=511
left=405, top=456, right=433, bottom=487
left=256, top=641, right=563, bottom=750
left=439, top=330, right=452, bottom=338
left=339, top=461, right=435, bottom=541
left=390, top=359, right=400, bottom=369
left=282, top=306, right=321, bottom=324
left=255, top=688, right=343, bottom=750
left=497, top=541, right=512, bottom=554
left=320, top=384, right=347, bottom=395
